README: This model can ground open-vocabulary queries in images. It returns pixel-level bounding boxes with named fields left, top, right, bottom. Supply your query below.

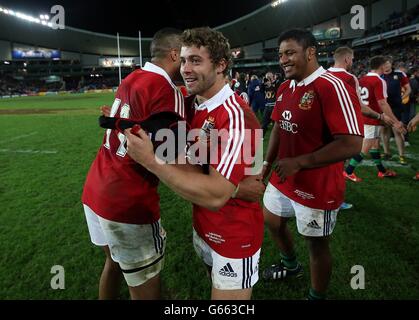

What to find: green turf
left=0, top=93, right=418, bottom=300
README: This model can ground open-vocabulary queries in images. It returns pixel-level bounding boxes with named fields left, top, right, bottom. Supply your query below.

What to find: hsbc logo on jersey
left=282, top=110, right=292, bottom=121
left=279, top=110, right=298, bottom=134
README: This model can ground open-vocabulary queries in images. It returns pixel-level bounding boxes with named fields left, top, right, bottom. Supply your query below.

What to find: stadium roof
left=0, top=0, right=372, bottom=57
left=0, top=0, right=272, bottom=38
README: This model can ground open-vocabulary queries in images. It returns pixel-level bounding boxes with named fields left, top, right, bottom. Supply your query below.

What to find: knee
left=105, top=257, right=121, bottom=272
left=264, top=213, right=288, bottom=234
left=306, top=237, right=330, bottom=256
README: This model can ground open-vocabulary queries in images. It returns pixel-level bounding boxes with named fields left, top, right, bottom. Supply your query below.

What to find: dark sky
left=0, top=0, right=272, bottom=37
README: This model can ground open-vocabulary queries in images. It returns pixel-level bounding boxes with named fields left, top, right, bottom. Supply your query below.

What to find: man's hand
left=100, top=105, right=111, bottom=117
left=235, top=174, right=266, bottom=202
left=275, top=158, right=301, bottom=183
left=125, top=125, right=158, bottom=169
left=394, top=121, right=407, bottom=135
left=408, top=116, right=419, bottom=132
left=381, top=114, right=395, bottom=127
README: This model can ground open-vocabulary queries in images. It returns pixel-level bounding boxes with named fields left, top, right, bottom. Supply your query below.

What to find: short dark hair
left=150, top=28, right=183, bottom=59
left=277, top=28, right=318, bottom=50
left=370, top=56, right=387, bottom=70
left=181, top=27, right=232, bottom=76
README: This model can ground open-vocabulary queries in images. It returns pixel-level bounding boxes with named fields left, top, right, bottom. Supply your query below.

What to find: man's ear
left=170, top=49, right=179, bottom=62
left=216, top=59, right=227, bottom=75
left=306, top=47, right=316, bottom=61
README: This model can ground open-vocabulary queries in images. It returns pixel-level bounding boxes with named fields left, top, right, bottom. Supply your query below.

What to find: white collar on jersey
left=142, top=62, right=173, bottom=85
left=328, top=67, right=347, bottom=72
left=394, top=69, right=407, bottom=76
left=290, top=66, right=326, bottom=89
left=367, top=72, right=381, bottom=77
left=195, top=84, right=234, bottom=112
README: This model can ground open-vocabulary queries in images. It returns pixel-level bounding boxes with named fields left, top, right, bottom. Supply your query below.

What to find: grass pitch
left=0, top=92, right=418, bottom=299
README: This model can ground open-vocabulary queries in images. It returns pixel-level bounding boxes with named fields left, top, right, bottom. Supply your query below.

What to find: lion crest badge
left=299, top=90, right=315, bottom=110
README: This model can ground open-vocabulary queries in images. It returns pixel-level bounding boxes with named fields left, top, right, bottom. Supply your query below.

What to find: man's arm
left=377, top=99, right=406, bottom=134
left=125, top=128, right=235, bottom=211
left=401, top=83, right=411, bottom=101
left=234, top=174, right=265, bottom=202
left=361, top=104, right=394, bottom=126
left=408, top=113, right=419, bottom=132
left=354, top=76, right=395, bottom=128
left=275, top=134, right=362, bottom=182
left=262, top=121, right=280, bottom=181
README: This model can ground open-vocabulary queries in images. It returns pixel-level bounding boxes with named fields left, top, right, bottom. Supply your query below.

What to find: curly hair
left=181, top=27, right=232, bottom=76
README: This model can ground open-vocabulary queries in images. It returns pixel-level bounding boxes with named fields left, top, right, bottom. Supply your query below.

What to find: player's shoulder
left=314, top=72, right=357, bottom=98
left=359, top=73, right=375, bottom=84
left=218, top=93, right=244, bottom=116
left=218, top=93, right=256, bottom=124
left=278, top=79, right=291, bottom=91
left=316, top=71, right=346, bottom=89
left=125, top=69, right=173, bottom=90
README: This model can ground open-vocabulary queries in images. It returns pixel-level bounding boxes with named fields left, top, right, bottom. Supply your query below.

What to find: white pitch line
left=0, top=149, right=58, bottom=154
left=0, top=132, right=38, bottom=145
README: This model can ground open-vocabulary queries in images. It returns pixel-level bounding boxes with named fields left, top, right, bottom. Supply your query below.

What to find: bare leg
left=264, top=206, right=294, bottom=256
left=99, top=246, right=123, bottom=300
left=381, top=126, right=391, bottom=155
left=305, top=236, right=332, bottom=295
left=128, top=273, right=161, bottom=300
left=212, top=287, right=252, bottom=300
left=392, top=127, right=405, bottom=157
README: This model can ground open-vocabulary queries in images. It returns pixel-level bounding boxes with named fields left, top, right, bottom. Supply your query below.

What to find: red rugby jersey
left=82, top=62, right=185, bottom=224
left=359, top=72, right=388, bottom=126
left=270, top=67, right=363, bottom=210
left=190, top=84, right=264, bottom=259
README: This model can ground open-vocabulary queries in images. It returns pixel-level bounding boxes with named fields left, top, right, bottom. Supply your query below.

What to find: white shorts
left=364, top=125, right=382, bottom=139
left=83, top=204, right=166, bottom=287
left=263, top=183, right=338, bottom=237
left=192, top=229, right=260, bottom=290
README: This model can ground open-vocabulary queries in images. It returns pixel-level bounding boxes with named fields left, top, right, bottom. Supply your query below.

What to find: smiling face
left=180, top=45, right=223, bottom=98
left=278, top=39, right=314, bottom=82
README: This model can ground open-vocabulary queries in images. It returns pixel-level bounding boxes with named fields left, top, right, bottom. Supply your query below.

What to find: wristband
left=263, top=161, right=271, bottom=167
left=232, top=184, right=240, bottom=198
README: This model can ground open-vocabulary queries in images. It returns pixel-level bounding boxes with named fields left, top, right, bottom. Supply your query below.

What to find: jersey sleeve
left=352, top=76, right=365, bottom=106
left=212, top=98, right=252, bottom=186
left=400, top=72, right=410, bottom=87
left=374, top=77, right=388, bottom=101
left=318, top=74, right=363, bottom=137
left=131, top=79, right=185, bottom=120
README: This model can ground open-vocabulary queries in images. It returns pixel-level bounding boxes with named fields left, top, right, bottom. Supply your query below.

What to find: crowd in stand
left=363, top=5, right=419, bottom=37
left=0, top=75, right=121, bottom=97
left=0, top=76, right=64, bottom=96
left=81, top=76, right=119, bottom=90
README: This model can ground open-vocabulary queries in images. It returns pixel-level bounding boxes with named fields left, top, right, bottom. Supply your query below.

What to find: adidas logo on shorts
left=219, top=263, right=238, bottom=278
left=307, top=220, right=321, bottom=229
